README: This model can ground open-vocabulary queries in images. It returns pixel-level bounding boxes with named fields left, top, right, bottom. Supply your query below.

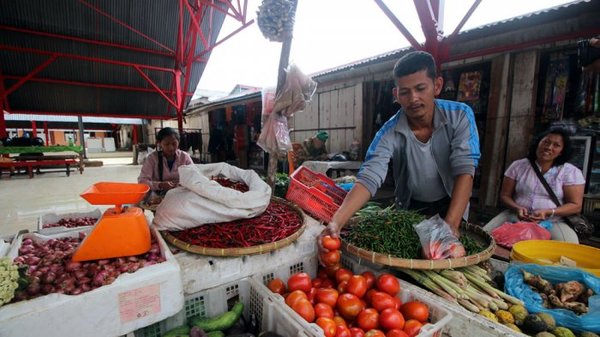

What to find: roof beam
left=133, top=65, right=178, bottom=109
left=4, top=54, right=58, bottom=97
left=2, top=75, right=193, bottom=96
left=449, top=0, right=482, bottom=39
left=0, top=26, right=174, bottom=57
left=193, top=19, right=254, bottom=62
left=373, top=0, right=420, bottom=49
left=77, top=0, right=175, bottom=54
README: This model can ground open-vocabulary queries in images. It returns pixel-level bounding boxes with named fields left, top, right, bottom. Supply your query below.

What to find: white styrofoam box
left=37, top=208, right=102, bottom=235
left=1, top=226, right=184, bottom=337
left=173, top=212, right=323, bottom=294
left=134, top=277, right=316, bottom=337
left=86, top=137, right=104, bottom=152
left=104, top=137, right=116, bottom=152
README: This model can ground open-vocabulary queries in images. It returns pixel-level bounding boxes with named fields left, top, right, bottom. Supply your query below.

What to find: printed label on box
left=119, top=283, right=161, bottom=323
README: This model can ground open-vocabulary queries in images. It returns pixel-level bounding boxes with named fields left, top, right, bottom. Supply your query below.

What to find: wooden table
left=0, top=146, right=84, bottom=178
left=302, top=160, right=362, bottom=177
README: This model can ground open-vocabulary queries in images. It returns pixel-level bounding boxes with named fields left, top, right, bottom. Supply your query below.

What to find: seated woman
left=295, top=131, right=329, bottom=166
left=483, top=127, right=585, bottom=243
left=138, top=127, right=193, bottom=198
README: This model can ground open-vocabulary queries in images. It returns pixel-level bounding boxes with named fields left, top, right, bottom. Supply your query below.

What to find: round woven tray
left=342, top=220, right=496, bottom=270
left=161, top=197, right=306, bottom=257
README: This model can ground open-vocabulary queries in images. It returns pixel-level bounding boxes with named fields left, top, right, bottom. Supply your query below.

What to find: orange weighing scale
left=72, top=182, right=151, bottom=262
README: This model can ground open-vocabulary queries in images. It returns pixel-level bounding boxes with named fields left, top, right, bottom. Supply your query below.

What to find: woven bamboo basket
left=342, top=220, right=496, bottom=270
left=161, top=197, right=306, bottom=257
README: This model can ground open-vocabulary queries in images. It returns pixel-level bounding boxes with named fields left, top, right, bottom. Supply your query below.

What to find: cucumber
left=191, top=302, right=244, bottom=332
left=163, top=325, right=191, bottom=337
left=206, top=332, right=225, bottom=337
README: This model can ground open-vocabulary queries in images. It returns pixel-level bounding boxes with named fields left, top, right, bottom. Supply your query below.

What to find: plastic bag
left=413, top=214, right=466, bottom=259
left=271, top=64, right=317, bottom=117
left=257, top=112, right=292, bottom=156
left=491, top=221, right=551, bottom=249
left=152, top=163, right=272, bottom=230
left=505, top=263, right=600, bottom=333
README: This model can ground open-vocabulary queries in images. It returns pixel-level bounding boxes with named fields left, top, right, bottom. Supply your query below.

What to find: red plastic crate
left=285, top=166, right=347, bottom=222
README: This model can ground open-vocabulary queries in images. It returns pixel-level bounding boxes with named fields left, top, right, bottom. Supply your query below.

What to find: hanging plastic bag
left=491, top=221, right=551, bottom=249
left=257, top=112, right=292, bottom=156
left=413, top=214, right=466, bottom=260
left=271, top=64, right=317, bottom=117
left=505, top=263, right=600, bottom=333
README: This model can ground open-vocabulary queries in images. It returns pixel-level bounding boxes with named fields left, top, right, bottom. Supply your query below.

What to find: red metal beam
left=133, top=65, right=179, bottom=109
left=414, top=0, right=440, bottom=55
left=373, top=0, right=420, bottom=49
left=2, top=75, right=194, bottom=96
left=178, top=0, right=185, bottom=65
left=193, top=20, right=254, bottom=62
left=199, top=0, right=241, bottom=21
left=44, top=121, right=49, bottom=145
left=77, top=0, right=175, bottom=54
left=0, top=65, right=10, bottom=112
left=449, top=0, right=482, bottom=39
left=185, top=0, right=209, bottom=50
left=0, top=26, right=174, bottom=57
left=31, top=121, right=37, bottom=136
left=0, top=45, right=176, bottom=74
left=9, top=110, right=176, bottom=120
left=4, top=55, right=58, bottom=97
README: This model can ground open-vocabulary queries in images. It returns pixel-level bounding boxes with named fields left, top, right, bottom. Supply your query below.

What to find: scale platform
left=72, top=182, right=151, bottom=262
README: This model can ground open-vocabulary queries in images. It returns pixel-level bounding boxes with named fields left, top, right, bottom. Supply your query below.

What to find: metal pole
left=78, top=115, right=87, bottom=159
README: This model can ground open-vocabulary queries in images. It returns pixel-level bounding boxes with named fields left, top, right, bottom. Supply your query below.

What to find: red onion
left=65, top=261, right=81, bottom=272
left=42, top=272, right=56, bottom=284
left=74, top=269, right=87, bottom=280
left=77, top=276, right=91, bottom=285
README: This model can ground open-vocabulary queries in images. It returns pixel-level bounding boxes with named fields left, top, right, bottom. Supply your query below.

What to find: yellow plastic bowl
left=510, top=240, right=600, bottom=276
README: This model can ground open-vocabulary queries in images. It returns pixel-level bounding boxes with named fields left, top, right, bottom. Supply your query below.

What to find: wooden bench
left=0, top=156, right=81, bottom=178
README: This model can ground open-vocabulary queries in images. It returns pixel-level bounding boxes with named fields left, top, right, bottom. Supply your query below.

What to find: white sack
left=152, top=163, right=272, bottom=230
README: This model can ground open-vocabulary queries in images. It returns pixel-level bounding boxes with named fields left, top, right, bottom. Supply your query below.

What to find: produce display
left=42, top=217, right=98, bottom=229
left=11, top=233, right=165, bottom=301
left=345, top=206, right=483, bottom=259
left=522, top=270, right=594, bottom=315
left=211, top=176, right=250, bottom=193
left=0, top=257, right=28, bottom=306
left=167, top=199, right=302, bottom=249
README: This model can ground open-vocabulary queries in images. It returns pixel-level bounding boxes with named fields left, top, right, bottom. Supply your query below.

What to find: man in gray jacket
left=320, top=51, right=480, bottom=246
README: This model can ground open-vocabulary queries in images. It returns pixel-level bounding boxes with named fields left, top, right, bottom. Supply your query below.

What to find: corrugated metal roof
left=311, top=0, right=595, bottom=78
left=3, top=112, right=143, bottom=125
left=0, top=0, right=227, bottom=119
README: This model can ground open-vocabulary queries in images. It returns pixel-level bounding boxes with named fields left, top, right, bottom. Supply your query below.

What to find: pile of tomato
left=266, top=236, right=432, bottom=337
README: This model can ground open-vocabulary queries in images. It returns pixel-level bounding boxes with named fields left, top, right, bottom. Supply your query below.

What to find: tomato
left=292, top=298, right=315, bottom=322
left=386, top=329, right=409, bottom=337
left=337, top=280, right=349, bottom=294
left=321, top=250, right=342, bottom=267
left=364, top=329, right=386, bottom=337
left=379, top=308, right=405, bottom=331
left=336, top=325, right=352, bottom=337
left=349, top=327, right=366, bottom=337
left=307, top=287, right=318, bottom=304
left=370, top=291, right=396, bottom=312
left=288, top=273, right=312, bottom=293
left=361, top=271, right=376, bottom=290
left=400, top=301, right=429, bottom=323
left=318, top=268, right=330, bottom=280
left=322, top=235, right=341, bottom=250
left=365, top=289, right=378, bottom=305
left=321, top=278, right=335, bottom=289
left=346, top=275, right=368, bottom=298
left=316, top=288, right=339, bottom=307
left=333, top=315, right=348, bottom=328
left=326, top=263, right=342, bottom=278
left=376, top=274, right=400, bottom=296
left=335, top=268, right=354, bottom=284
left=285, top=289, right=308, bottom=307
left=392, top=296, right=402, bottom=310
left=267, top=278, right=286, bottom=295
left=402, top=319, right=423, bottom=337
left=337, top=293, right=365, bottom=321
left=313, top=278, right=323, bottom=288
left=315, top=302, right=335, bottom=319
left=356, top=308, right=379, bottom=331
left=317, top=317, right=338, bottom=337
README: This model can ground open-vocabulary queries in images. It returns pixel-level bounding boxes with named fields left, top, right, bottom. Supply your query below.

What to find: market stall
left=0, top=145, right=84, bottom=178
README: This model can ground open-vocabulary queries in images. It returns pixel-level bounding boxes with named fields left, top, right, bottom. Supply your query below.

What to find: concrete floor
left=0, top=152, right=140, bottom=237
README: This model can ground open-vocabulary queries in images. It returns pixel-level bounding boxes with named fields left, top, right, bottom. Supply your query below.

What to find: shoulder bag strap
left=157, top=150, right=164, bottom=182
left=529, top=158, right=561, bottom=207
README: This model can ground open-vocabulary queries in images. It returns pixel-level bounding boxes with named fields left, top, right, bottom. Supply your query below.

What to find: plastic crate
left=286, top=166, right=347, bottom=222
left=1, top=226, right=184, bottom=337
left=255, top=254, right=453, bottom=337
left=134, top=277, right=315, bottom=337
left=174, top=213, right=323, bottom=294
left=37, top=208, right=102, bottom=234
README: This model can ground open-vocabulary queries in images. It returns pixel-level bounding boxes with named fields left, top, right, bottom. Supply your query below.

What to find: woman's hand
left=529, top=209, right=554, bottom=221
left=516, top=207, right=530, bottom=220
left=159, top=181, right=177, bottom=191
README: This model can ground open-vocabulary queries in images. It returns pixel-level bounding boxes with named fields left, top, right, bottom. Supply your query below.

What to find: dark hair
left=156, top=127, right=180, bottom=142
left=393, top=51, right=437, bottom=81
left=527, top=127, right=573, bottom=166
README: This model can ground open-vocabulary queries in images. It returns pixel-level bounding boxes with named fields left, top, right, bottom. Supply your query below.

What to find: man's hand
left=317, top=221, right=342, bottom=266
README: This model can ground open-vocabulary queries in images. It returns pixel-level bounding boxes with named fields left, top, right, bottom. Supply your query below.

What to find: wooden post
left=267, top=0, right=298, bottom=188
